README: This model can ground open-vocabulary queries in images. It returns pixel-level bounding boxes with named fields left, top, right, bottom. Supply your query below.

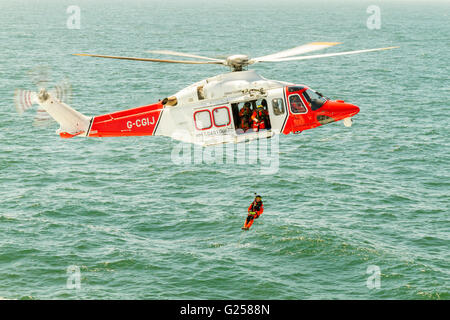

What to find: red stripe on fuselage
left=88, top=102, right=164, bottom=137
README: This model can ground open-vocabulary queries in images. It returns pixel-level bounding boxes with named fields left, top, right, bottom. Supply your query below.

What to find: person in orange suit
left=242, top=195, right=264, bottom=230
left=239, top=102, right=252, bottom=131
left=251, top=105, right=269, bottom=132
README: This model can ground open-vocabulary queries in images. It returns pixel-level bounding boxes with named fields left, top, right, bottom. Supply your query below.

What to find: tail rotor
left=14, top=66, right=72, bottom=127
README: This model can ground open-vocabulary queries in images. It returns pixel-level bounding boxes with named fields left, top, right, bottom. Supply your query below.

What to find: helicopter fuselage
left=88, top=70, right=359, bottom=145
left=37, top=70, right=359, bottom=146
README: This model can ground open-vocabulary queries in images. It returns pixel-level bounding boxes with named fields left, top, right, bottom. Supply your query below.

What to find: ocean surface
left=0, top=0, right=448, bottom=299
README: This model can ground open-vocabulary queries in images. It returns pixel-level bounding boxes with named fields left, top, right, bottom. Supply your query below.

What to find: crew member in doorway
left=251, top=105, right=269, bottom=132
left=239, top=102, right=252, bottom=131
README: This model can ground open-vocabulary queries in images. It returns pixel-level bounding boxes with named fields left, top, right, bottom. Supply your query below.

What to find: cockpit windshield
left=302, top=89, right=327, bottom=111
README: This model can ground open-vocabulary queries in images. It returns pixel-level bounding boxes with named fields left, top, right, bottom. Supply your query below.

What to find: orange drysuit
left=251, top=109, right=269, bottom=131
left=243, top=201, right=264, bottom=229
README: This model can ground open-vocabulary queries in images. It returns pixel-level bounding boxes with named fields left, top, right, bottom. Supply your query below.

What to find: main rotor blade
left=257, top=46, right=399, bottom=62
left=146, top=50, right=224, bottom=62
left=73, top=53, right=224, bottom=65
left=252, top=42, right=341, bottom=62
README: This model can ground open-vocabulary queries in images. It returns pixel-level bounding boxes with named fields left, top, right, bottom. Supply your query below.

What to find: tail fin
left=35, top=89, right=91, bottom=138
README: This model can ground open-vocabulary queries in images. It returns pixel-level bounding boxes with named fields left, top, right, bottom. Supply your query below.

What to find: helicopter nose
left=325, top=100, right=360, bottom=117
left=317, top=100, right=359, bottom=124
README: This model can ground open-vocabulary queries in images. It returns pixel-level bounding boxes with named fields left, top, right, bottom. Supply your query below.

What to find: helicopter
left=25, top=42, right=397, bottom=146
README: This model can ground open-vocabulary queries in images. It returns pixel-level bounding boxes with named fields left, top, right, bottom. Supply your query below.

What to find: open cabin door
left=231, top=99, right=272, bottom=134
left=230, top=98, right=275, bottom=143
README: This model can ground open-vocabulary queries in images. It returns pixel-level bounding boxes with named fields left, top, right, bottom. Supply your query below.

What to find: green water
left=0, top=0, right=448, bottom=299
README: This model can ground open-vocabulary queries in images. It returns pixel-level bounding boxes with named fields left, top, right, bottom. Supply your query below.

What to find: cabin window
left=212, top=107, right=231, bottom=127
left=272, top=98, right=285, bottom=115
left=194, top=110, right=212, bottom=130
left=289, top=94, right=307, bottom=114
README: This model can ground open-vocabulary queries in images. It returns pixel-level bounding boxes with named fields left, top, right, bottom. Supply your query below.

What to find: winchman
left=242, top=195, right=264, bottom=230
left=239, top=102, right=252, bottom=131
left=251, top=104, right=269, bottom=132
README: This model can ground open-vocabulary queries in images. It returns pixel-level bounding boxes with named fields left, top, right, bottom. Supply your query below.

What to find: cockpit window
left=289, top=94, right=307, bottom=114
left=287, top=86, right=305, bottom=93
left=302, top=89, right=327, bottom=111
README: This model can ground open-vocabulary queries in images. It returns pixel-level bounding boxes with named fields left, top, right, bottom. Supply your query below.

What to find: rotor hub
left=225, top=54, right=250, bottom=71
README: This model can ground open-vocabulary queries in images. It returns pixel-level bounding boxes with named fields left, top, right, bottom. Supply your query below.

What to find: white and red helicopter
left=19, top=42, right=397, bottom=146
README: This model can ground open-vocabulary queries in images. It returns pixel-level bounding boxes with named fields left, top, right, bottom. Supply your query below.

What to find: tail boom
left=87, top=102, right=164, bottom=137
left=35, top=89, right=164, bottom=139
